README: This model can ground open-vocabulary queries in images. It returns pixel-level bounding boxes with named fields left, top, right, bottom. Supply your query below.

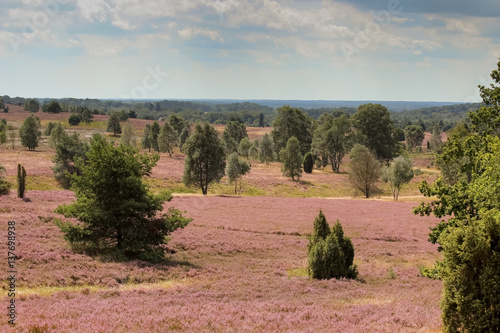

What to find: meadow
left=0, top=107, right=444, bottom=332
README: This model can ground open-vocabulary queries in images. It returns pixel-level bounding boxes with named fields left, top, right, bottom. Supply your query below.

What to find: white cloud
left=178, top=27, right=223, bottom=41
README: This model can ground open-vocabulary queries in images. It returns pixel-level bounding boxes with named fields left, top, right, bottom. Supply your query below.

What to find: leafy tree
left=76, top=106, right=93, bottom=124
left=259, top=113, right=264, bottom=127
left=107, top=114, right=122, bottom=137
left=24, top=99, right=40, bottom=112
left=52, top=133, right=89, bottom=189
left=0, top=99, right=4, bottom=110
left=352, top=103, right=399, bottom=161
left=238, top=137, right=252, bottom=159
left=68, top=114, right=82, bottom=126
left=249, top=144, right=259, bottom=160
left=128, top=110, right=137, bottom=119
left=348, top=144, right=381, bottom=198
left=405, top=125, right=425, bottom=151
left=183, top=123, right=226, bottom=195
left=142, top=124, right=152, bottom=152
left=381, top=154, right=414, bottom=201
left=150, top=121, right=160, bottom=152
left=226, top=152, right=251, bottom=194
left=49, top=123, right=67, bottom=148
left=303, top=152, right=314, bottom=174
left=271, top=105, right=312, bottom=156
left=17, top=164, right=26, bottom=198
left=280, top=136, right=303, bottom=181
left=168, top=114, right=186, bottom=136
left=224, top=121, right=248, bottom=146
left=3, top=106, right=9, bottom=113
left=0, top=122, right=6, bottom=146
left=158, top=121, right=178, bottom=156
left=222, top=130, right=238, bottom=156
left=0, top=163, right=11, bottom=196
left=308, top=210, right=357, bottom=280
left=44, top=122, right=56, bottom=136
left=120, top=121, right=136, bottom=147
left=19, top=114, right=41, bottom=151
left=413, top=60, right=500, bottom=332
left=259, top=133, right=275, bottom=165
left=9, top=131, right=15, bottom=149
left=430, top=124, right=443, bottom=151
left=312, top=114, right=352, bottom=172
left=55, top=134, right=191, bottom=261
left=43, top=100, right=62, bottom=113
left=179, top=124, right=191, bottom=153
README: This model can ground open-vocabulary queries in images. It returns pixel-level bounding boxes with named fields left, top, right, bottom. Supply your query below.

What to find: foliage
left=49, top=123, right=67, bottom=148
left=68, top=114, right=82, bottom=126
left=0, top=163, right=10, bottom=196
left=303, top=152, right=314, bottom=174
left=0, top=98, right=4, bottom=109
left=107, top=114, right=122, bottom=136
left=271, top=105, right=312, bottom=156
left=352, top=103, right=399, bottom=161
left=167, top=114, right=186, bottom=136
left=17, top=164, right=26, bottom=198
left=348, top=144, right=381, bottom=198
left=150, top=121, right=160, bottom=152
left=381, top=154, right=414, bottom=201
left=413, top=60, right=500, bottom=332
left=0, top=121, right=6, bottom=146
left=249, top=144, right=259, bottom=160
left=44, top=122, right=56, bottom=136
left=308, top=210, right=357, bottom=280
left=55, top=134, right=191, bottom=261
left=75, top=106, right=94, bottom=124
left=226, top=152, right=251, bottom=194
left=405, top=125, right=425, bottom=151
left=222, top=130, right=238, bottom=156
left=224, top=121, right=248, bottom=145
left=24, top=98, right=40, bottom=112
left=259, top=133, right=275, bottom=164
left=238, top=137, right=252, bottom=158
left=19, top=114, right=42, bottom=151
left=312, top=114, right=352, bottom=172
left=43, top=100, right=62, bottom=113
left=158, top=121, right=178, bottom=156
left=142, top=124, right=152, bottom=152
left=430, top=124, right=443, bottom=151
left=179, top=124, right=191, bottom=152
left=280, top=137, right=303, bottom=181
left=182, top=123, right=226, bottom=195
left=52, top=133, right=89, bottom=189
left=120, top=121, right=136, bottom=147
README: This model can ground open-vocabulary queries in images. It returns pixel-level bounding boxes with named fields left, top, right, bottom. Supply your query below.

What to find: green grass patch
left=6, top=175, right=62, bottom=191
left=287, top=267, right=308, bottom=278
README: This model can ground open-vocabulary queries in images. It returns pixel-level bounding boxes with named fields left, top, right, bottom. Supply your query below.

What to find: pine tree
left=107, top=114, right=122, bottom=137
left=303, top=152, right=314, bottom=174
left=17, top=164, right=26, bottom=198
left=280, top=136, right=303, bottom=181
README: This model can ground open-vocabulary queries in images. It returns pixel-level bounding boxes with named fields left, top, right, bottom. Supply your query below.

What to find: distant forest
left=1, top=95, right=480, bottom=131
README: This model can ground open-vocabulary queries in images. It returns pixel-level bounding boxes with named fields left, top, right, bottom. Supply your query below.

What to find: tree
left=52, top=133, right=89, bottom=189
left=312, top=114, right=352, bottom=172
left=259, top=113, right=264, bottom=127
left=226, top=152, right=251, bottom=194
left=167, top=114, right=186, bottom=136
left=348, top=144, right=381, bottom=198
left=405, top=125, right=425, bottom=151
left=249, top=144, right=259, bottom=160
left=77, top=106, right=93, bottom=124
left=381, top=154, right=414, bottom=201
left=352, top=103, right=399, bottom=161
left=259, top=133, right=275, bottom=165
left=308, top=210, right=357, bottom=280
left=24, top=99, right=40, bottom=113
left=238, top=137, right=252, bottom=159
left=49, top=123, right=67, bottom=148
left=107, top=114, right=122, bottom=137
left=142, top=124, right=152, bottom=152
left=183, top=123, right=226, bottom=195
left=224, top=121, right=248, bottom=146
left=430, top=124, right=443, bottom=151
left=44, top=122, right=56, bottom=136
left=0, top=98, right=4, bottom=110
left=9, top=131, right=15, bottom=149
left=0, top=122, right=6, bottom=146
left=222, top=130, right=238, bottom=156
left=179, top=124, right=191, bottom=153
left=150, top=121, right=160, bottom=152
left=158, top=121, right=177, bottom=156
left=68, top=114, right=82, bottom=126
left=17, top=164, right=26, bottom=198
left=43, top=100, right=62, bottom=113
left=19, top=114, right=41, bottom=151
left=413, top=60, right=500, bottom=332
left=280, top=136, right=303, bottom=181
left=0, top=163, right=11, bottom=196
left=120, top=121, right=136, bottom=147
left=55, top=134, right=191, bottom=261
left=303, top=152, right=314, bottom=174
left=271, top=105, right=312, bottom=156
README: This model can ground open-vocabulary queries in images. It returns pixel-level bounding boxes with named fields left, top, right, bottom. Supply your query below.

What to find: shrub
left=0, top=163, right=10, bottom=196
left=303, top=152, right=314, bottom=174
left=308, top=210, right=357, bottom=280
left=68, top=114, right=82, bottom=126
left=17, top=164, right=26, bottom=198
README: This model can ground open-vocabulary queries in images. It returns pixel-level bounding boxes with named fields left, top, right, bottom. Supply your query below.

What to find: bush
left=68, top=114, right=82, bottom=126
left=303, top=152, right=314, bottom=174
left=308, top=210, right=357, bottom=280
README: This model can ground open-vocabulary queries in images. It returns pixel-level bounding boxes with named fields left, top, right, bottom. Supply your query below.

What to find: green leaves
left=280, top=136, right=302, bottom=181
left=19, top=114, right=41, bottom=151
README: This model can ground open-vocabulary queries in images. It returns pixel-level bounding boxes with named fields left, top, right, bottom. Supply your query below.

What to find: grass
left=6, top=175, right=62, bottom=191
left=287, top=267, right=308, bottom=278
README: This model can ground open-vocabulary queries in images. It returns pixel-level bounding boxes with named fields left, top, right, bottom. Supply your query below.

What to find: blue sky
left=0, top=0, right=499, bottom=102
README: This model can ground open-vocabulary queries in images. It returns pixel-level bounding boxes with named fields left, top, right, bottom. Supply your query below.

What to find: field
left=1, top=107, right=444, bottom=332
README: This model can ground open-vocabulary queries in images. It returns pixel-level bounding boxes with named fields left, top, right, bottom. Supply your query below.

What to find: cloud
left=178, top=26, right=223, bottom=41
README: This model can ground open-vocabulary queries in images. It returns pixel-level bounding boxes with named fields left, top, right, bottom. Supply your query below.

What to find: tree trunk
left=234, top=180, right=237, bottom=194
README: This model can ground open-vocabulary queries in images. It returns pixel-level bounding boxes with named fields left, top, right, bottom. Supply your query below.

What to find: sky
left=0, top=0, right=499, bottom=102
